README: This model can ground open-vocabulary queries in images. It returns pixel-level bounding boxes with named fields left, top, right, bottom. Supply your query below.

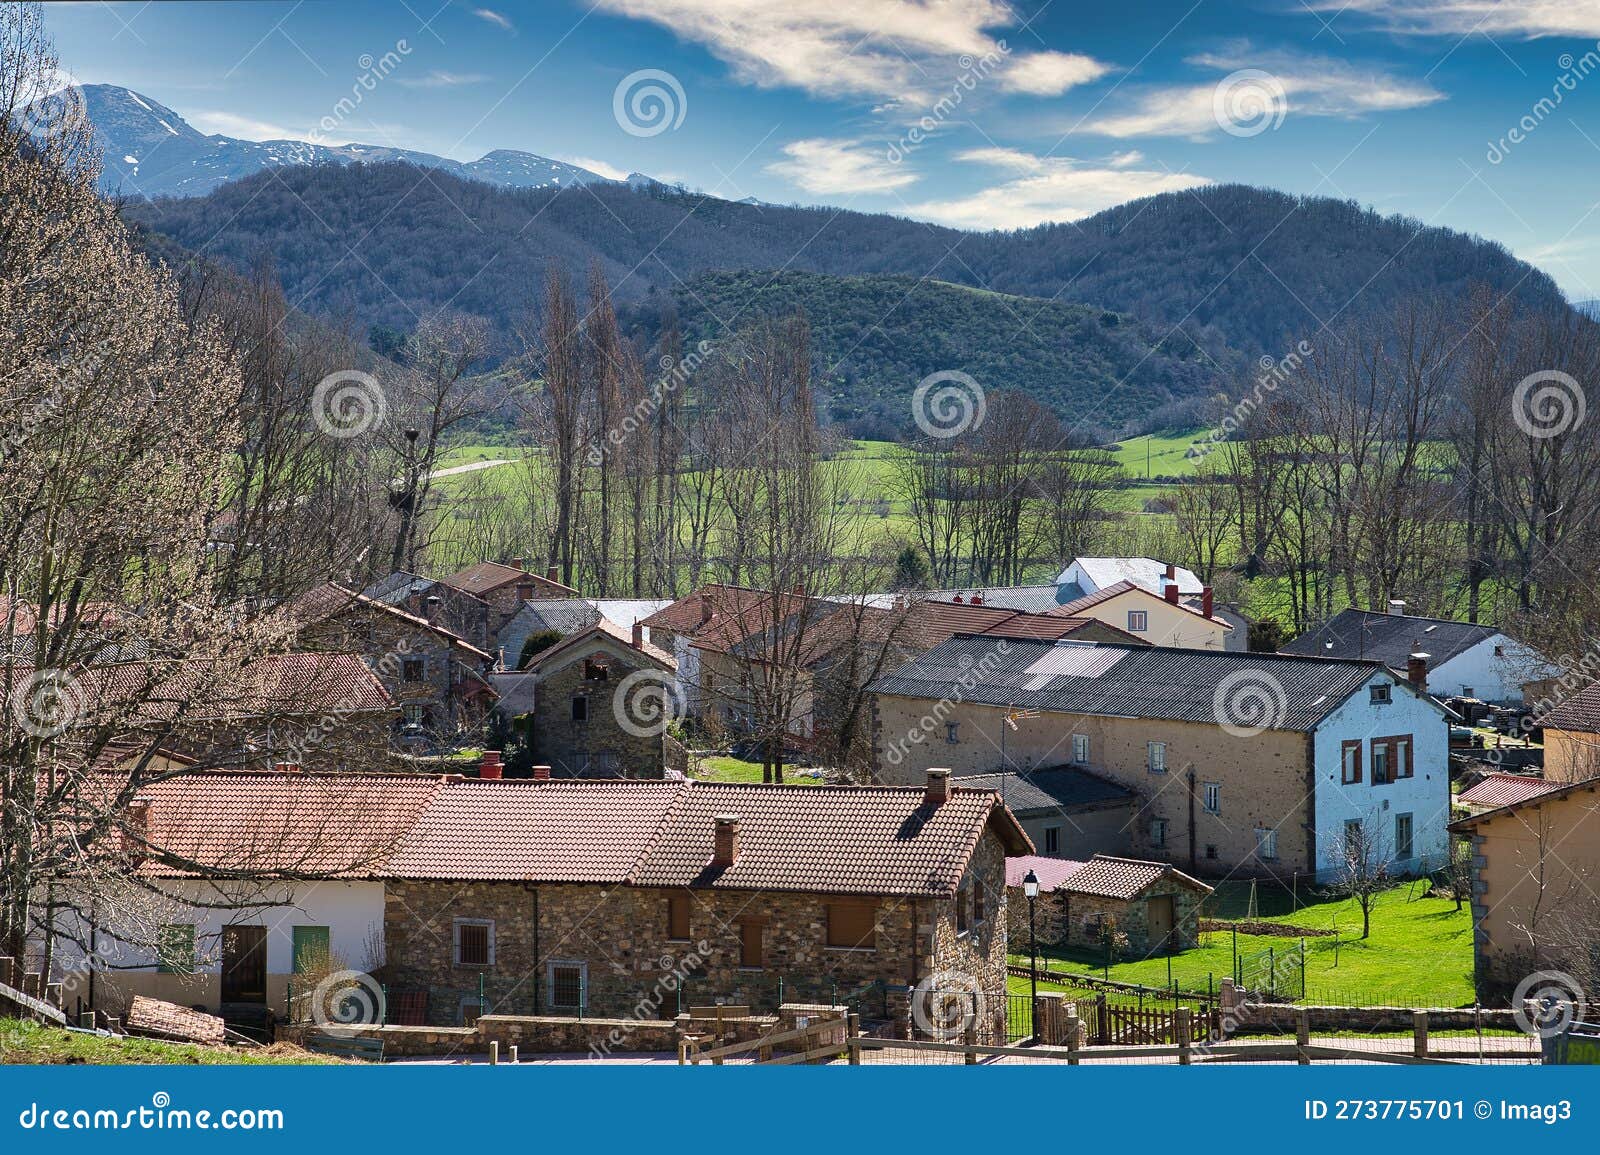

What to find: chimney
left=1406, top=652, right=1430, bottom=692
left=273, top=760, right=301, bottom=774
left=1165, top=563, right=1176, bottom=581
left=546, top=565, right=560, bottom=584
left=1164, top=581, right=1180, bottom=605
left=713, top=814, right=742, bottom=867
left=423, top=595, right=442, bottom=623
left=479, top=750, right=503, bottom=780
left=515, top=582, right=535, bottom=601
left=1201, top=586, right=1214, bottom=618
left=125, top=800, right=151, bottom=865
left=952, top=594, right=965, bottom=604
left=405, top=582, right=426, bottom=616
left=970, top=594, right=983, bottom=606
left=532, top=764, right=552, bottom=781
left=700, top=596, right=715, bottom=625
left=631, top=622, right=645, bottom=648
left=925, top=768, right=951, bottom=806
left=1388, top=599, right=1407, bottom=616
left=792, top=583, right=805, bottom=597
left=511, top=557, right=526, bottom=571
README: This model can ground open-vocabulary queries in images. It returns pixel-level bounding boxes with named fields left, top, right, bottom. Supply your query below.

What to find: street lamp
left=1022, top=868, right=1040, bottom=1039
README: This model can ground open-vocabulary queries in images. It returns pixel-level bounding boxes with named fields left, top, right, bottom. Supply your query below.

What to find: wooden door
left=220, top=925, right=267, bottom=1004
left=1147, top=895, right=1175, bottom=951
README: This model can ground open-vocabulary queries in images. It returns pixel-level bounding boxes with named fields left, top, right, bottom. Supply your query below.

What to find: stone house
left=436, top=559, right=579, bottom=655
left=291, top=583, right=496, bottom=748
left=871, top=636, right=1453, bottom=881
left=524, top=619, right=677, bottom=778
left=1448, top=773, right=1600, bottom=996
left=379, top=768, right=1031, bottom=1040
left=1005, top=853, right=1212, bottom=957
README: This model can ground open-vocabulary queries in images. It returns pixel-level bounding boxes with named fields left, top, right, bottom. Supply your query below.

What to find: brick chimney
left=952, top=594, right=965, bottom=604
left=970, top=594, right=984, bottom=606
left=1164, top=581, right=1180, bottom=604
left=511, top=557, right=526, bottom=571
left=546, top=565, right=560, bottom=584
left=1165, top=562, right=1176, bottom=581
left=423, top=594, right=442, bottom=623
left=515, top=582, right=535, bottom=601
left=273, top=760, right=301, bottom=774
left=631, top=622, right=645, bottom=648
left=713, top=814, right=742, bottom=866
left=532, top=764, right=552, bottom=781
left=1406, top=652, right=1430, bottom=692
left=1201, top=586, right=1214, bottom=618
left=699, top=596, right=715, bottom=625
left=925, top=768, right=951, bottom=806
left=479, top=750, right=503, bottom=780
left=125, top=799, right=151, bottom=865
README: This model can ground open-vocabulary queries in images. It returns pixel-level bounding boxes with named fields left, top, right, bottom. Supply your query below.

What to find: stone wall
left=1006, top=878, right=1206, bottom=957
left=923, top=829, right=1010, bottom=1044
left=531, top=647, right=666, bottom=778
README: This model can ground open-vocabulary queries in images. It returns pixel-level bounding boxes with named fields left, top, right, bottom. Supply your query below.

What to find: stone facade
left=530, top=641, right=668, bottom=778
left=1008, top=876, right=1207, bottom=957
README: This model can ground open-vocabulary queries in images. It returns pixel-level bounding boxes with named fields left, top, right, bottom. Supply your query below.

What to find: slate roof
left=360, top=570, right=430, bottom=606
left=1279, top=608, right=1499, bottom=669
left=870, top=636, right=1399, bottom=733
left=952, top=766, right=1134, bottom=815
left=1538, top=679, right=1600, bottom=733
left=1006, top=853, right=1211, bottom=898
left=1458, top=772, right=1560, bottom=810
left=510, top=597, right=602, bottom=638
left=924, top=584, right=1081, bottom=614
left=525, top=618, right=675, bottom=673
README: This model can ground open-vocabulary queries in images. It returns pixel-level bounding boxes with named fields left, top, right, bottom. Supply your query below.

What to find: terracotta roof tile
left=1539, top=679, right=1600, bottom=733
left=1458, top=772, right=1560, bottom=810
left=1007, top=852, right=1211, bottom=899
left=439, top=561, right=577, bottom=598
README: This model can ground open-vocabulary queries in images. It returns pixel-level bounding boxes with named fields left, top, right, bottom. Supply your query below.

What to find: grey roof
left=925, top=583, right=1085, bottom=613
left=361, top=570, right=431, bottom=606
left=1279, top=609, right=1499, bottom=669
left=952, top=766, right=1134, bottom=815
left=500, top=598, right=603, bottom=668
left=870, top=636, right=1396, bottom=733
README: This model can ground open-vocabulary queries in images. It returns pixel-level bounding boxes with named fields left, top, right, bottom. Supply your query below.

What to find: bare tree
left=1328, top=819, right=1393, bottom=940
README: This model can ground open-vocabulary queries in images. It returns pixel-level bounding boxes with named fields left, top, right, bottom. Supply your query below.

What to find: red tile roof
left=1458, top=772, right=1560, bottom=810
left=1449, top=772, right=1600, bottom=832
left=439, top=561, right=576, bottom=598
left=1006, top=853, right=1212, bottom=899
left=1005, top=855, right=1087, bottom=892
left=1538, top=679, right=1600, bottom=734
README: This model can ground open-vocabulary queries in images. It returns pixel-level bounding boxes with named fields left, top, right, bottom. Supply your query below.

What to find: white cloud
left=998, top=50, right=1111, bottom=95
left=473, top=8, right=515, bottom=32
left=592, top=0, right=1108, bottom=107
left=766, top=137, right=918, bottom=195
left=560, top=154, right=631, bottom=181
left=395, top=70, right=490, bottom=89
left=906, top=148, right=1210, bottom=230
left=1320, top=1, right=1600, bottom=37
left=1088, top=51, right=1443, bottom=139
left=189, top=110, right=313, bottom=142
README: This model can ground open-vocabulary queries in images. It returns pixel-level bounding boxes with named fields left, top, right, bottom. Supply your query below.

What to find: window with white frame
left=1150, top=818, right=1168, bottom=847
left=1128, top=610, right=1149, bottom=633
left=1202, top=782, right=1220, bottom=814
left=1071, top=733, right=1089, bottom=764
left=1370, top=683, right=1392, bottom=704
left=1147, top=741, right=1167, bottom=773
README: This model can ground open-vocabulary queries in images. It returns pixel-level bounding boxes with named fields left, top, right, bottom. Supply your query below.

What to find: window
left=1202, top=782, right=1220, bottom=814
left=1395, top=813, right=1414, bottom=860
left=453, top=919, right=494, bottom=967
left=548, top=962, right=586, bottom=1010
left=666, top=893, right=690, bottom=941
left=1344, top=819, right=1362, bottom=854
left=1255, top=826, right=1278, bottom=861
left=583, top=657, right=610, bottom=681
left=1128, top=610, right=1149, bottom=633
left=1044, top=826, right=1061, bottom=854
left=826, top=903, right=877, bottom=950
left=1372, top=741, right=1390, bottom=784
left=1205, top=844, right=1218, bottom=860
left=945, top=721, right=960, bottom=744
left=291, top=925, right=330, bottom=974
left=739, top=920, right=764, bottom=968
left=1150, top=818, right=1168, bottom=848
left=1147, top=741, right=1167, bottom=773
left=402, top=658, right=425, bottom=682
left=156, top=924, right=195, bottom=974
left=1071, top=733, right=1089, bottom=764
left=402, top=703, right=426, bottom=725
left=1370, top=683, right=1392, bottom=704
left=1371, top=735, right=1414, bottom=784
left=956, top=883, right=971, bottom=935
left=571, top=695, right=588, bottom=723
left=973, top=878, right=985, bottom=925
left=1341, top=740, right=1363, bottom=785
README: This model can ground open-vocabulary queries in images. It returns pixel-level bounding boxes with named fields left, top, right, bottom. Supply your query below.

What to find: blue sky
left=45, top=0, right=1600, bottom=298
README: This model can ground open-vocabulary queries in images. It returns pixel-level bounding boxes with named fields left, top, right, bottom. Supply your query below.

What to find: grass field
left=690, top=755, right=825, bottom=785
left=0, top=1019, right=340, bottom=1065
left=1009, top=884, right=1476, bottom=1008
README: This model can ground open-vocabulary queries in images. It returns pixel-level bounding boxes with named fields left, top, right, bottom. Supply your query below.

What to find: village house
left=1448, top=773, right=1600, bottom=996
left=1531, top=680, right=1600, bottom=783
left=870, top=637, right=1452, bottom=881
left=290, top=583, right=496, bottom=748
left=1279, top=606, right=1556, bottom=705
left=1005, top=853, right=1212, bottom=956
left=379, top=767, right=1030, bottom=1039
left=523, top=619, right=679, bottom=778
left=953, top=766, right=1135, bottom=858
left=435, top=559, right=579, bottom=654
left=1048, top=578, right=1232, bottom=650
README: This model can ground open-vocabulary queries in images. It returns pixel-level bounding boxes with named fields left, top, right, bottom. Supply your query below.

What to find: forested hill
left=126, top=163, right=1570, bottom=381
left=658, top=271, right=1230, bottom=437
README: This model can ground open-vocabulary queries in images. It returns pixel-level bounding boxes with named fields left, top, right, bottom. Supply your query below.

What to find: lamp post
left=1023, top=869, right=1040, bottom=1038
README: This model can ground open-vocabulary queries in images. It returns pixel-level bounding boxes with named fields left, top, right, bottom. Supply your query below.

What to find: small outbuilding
left=1006, top=853, right=1212, bottom=956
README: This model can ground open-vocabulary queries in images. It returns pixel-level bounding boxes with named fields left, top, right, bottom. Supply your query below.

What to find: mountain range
left=57, top=84, right=616, bottom=199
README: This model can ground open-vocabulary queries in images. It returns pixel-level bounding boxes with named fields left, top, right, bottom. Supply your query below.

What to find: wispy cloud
left=1319, top=1, right=1600, bottom=38
left=395, top=70, right=491, bottom=89
left=766, top=137, right=919, bottom=196
left=593, top=0, right=1109, bottom=108
left=906, top=147, right=1210, bottom=230
left=1088, top=50, right=1443, bottom=139
left=560, top=154, right=631, bottom=181
left=189, top=110, right=311, bottom=142
left=473, top=7, right=515, bottom=33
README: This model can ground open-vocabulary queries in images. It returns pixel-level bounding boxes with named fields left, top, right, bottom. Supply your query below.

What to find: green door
left=292, top=925, right=331, bottom=974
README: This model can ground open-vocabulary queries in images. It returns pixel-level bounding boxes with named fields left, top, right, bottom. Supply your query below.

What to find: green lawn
left=0, top=1019, right=341, bottom=1065
left=691, top=755, right=825, bottom=785
left=1010, top=884, right=1477, bottom=1008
